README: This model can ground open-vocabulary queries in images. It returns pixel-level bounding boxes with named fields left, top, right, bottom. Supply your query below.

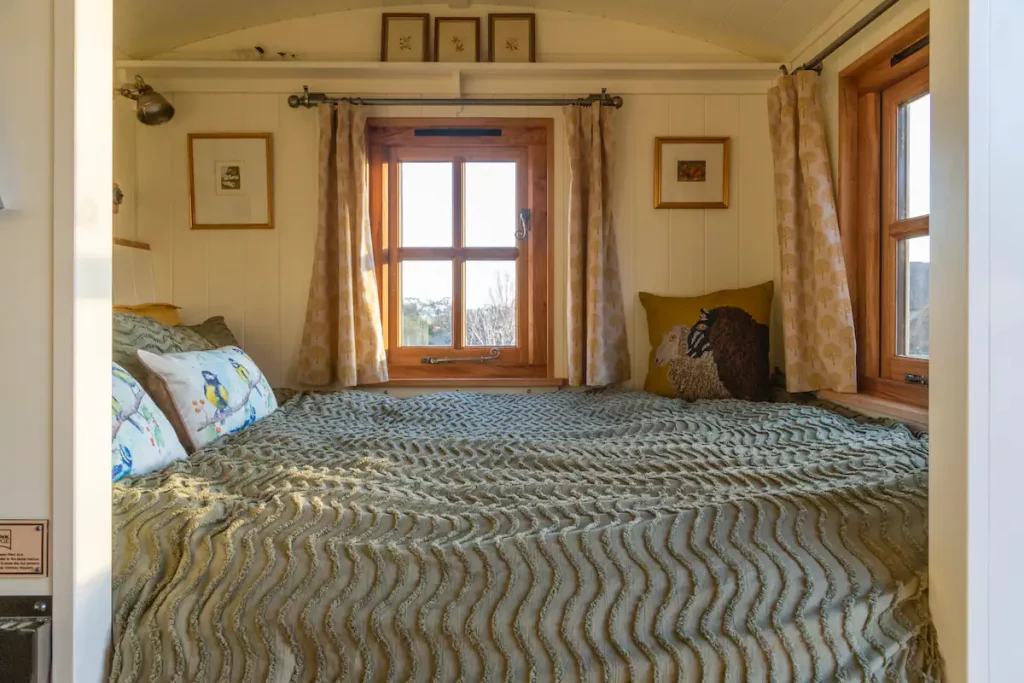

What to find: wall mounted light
left=118, top=76, right=175, bottom=126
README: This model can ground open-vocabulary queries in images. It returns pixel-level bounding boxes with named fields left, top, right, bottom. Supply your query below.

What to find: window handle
left=422, top=349, right=501, bottom=365
left=905, top=373, right=928, bottom=386
left=516, top=208, right=531, bottom=241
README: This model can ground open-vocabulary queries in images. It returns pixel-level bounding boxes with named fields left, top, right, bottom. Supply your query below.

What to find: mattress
left=111, top=389, right=939, bottom=682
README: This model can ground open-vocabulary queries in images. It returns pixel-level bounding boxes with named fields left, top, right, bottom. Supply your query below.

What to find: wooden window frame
left=368, top=118, right=554, bottom=382
left=838, top=11, right=930, bottom=408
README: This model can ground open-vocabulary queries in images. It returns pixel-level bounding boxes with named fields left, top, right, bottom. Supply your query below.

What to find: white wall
left=0, top=0, right=56, bottom=598
left=114, top=11, right=779, bottom=389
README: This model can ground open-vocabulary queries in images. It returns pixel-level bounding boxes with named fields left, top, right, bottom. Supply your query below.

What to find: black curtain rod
left=287, top=86, right=623, bottom=110
left=784, top=0, right=903, bottom=74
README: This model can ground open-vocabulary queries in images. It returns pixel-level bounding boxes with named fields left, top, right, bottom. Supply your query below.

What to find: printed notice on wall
left=0, top=520, right=48, bottom=577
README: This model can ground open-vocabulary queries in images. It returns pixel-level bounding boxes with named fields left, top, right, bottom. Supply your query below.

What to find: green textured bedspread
left=111, top=389, right=938, bottom=682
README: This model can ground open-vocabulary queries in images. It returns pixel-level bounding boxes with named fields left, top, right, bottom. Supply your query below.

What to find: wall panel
left=118, top=87, right=778, bottom=388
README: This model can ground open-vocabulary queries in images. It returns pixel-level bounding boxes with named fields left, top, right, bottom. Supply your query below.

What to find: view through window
left=369, top=120, right=551, bottom=380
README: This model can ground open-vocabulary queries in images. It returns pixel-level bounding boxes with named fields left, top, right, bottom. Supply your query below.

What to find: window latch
left=515, top=209, right=531, bottom=241
left=904, top=373, right=928, bottom=386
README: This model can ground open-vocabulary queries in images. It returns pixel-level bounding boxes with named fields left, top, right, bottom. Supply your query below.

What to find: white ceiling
left=115, top=0, right=847, bottom=62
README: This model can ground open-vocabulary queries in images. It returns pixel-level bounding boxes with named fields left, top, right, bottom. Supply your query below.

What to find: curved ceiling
left=115, top=0, right=845, bottom=62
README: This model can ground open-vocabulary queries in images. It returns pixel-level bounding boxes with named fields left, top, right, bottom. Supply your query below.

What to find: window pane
left=401, top=261, right=452, bottom=347
left=899, top=93, right=930, bottom=219
left=465, top=162, right=517, bottom=248
left=401, top=162, right=452, bottom=247
left=464, top=261, right=517, bottom=347
left=897, top=235, right=929, bottom=358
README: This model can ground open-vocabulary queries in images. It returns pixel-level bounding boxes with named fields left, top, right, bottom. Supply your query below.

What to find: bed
left=110, top=388, right=939, bottom=682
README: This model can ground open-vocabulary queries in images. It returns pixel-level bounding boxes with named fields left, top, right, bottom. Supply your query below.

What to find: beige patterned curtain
left=297, top=103, right=388, bottom=387
left=767, top=71, right=856, bottom=393
left=564, top=104, right=631, bottom=387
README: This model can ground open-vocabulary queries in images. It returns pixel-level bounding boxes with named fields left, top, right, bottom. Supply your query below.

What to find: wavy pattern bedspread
left=111, top=389, right=938, bottom=683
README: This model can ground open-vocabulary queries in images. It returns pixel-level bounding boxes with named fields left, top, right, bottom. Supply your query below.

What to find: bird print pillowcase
left=639, top=281, right=774, bottom=402
left=136, top=346, right=277, bottom=452
left=112, top=362, right=187, bottom=482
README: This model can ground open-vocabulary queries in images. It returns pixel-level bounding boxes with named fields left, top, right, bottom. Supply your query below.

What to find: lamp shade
left=120, top=76, right=175, bottom=126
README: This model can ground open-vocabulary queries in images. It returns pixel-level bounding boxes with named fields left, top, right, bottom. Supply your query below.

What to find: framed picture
left=654, top=137, right=731, bottom=209
left=434, top=17, right=481, bottom=63
left=188, top=133, right=274, bottom=229
left=488, top=13, right=535, bottom=63
left=381, top=13, right=430, bottom=62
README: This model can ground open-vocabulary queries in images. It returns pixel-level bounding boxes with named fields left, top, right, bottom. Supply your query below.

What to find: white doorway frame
left=51, top=0, right=114, bottom=679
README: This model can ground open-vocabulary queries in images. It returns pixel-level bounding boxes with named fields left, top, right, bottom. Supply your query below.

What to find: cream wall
left=116, top=89, right=778, bottom=389
left=152, top=5, right=750, bottom=64
left=114, top=10, right=779, bottom=390
left=785, top=0, right=930, bottom=179
left=0, top=0, right=55, bottom=597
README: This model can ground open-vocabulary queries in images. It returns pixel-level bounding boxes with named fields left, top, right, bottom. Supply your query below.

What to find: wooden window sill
left=371, top=377, right=568, bottom=388
left=817, top=389, right=928, bottom=430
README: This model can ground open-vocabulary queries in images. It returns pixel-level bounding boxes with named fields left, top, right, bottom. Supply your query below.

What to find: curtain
left=564, top=104, right=631, bottom=387
left=296, top=103, right=388, bottom=387
left=767, top=71, right=857, bottom=393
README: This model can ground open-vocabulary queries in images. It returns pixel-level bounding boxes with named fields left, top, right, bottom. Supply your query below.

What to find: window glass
left=401, top=261, right=452, bottom=346
left=401, top=162, right=452, bottom=247
left=464, top=261, right=517, bottom=347
left=465, top=162, right=517, bottom=247
left=899, top=93, right=930, bottom=220
left=897, top=235, right=930, bottom=358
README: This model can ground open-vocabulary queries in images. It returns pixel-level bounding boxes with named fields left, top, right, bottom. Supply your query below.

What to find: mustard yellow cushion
left=640, top=281, right=774, bottom=401
left=113, top=303, right=182, bottom=326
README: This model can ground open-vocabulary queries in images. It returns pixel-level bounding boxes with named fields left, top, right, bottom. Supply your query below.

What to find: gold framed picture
left=381, top=13, right=431, bottom=62
left=488, top=13, right=536, bottom=63
left=435, top=17, right=480, bottom=63
left=654, top=137, right=731, bottom=209
left=188, top=133, right=274, bottom=230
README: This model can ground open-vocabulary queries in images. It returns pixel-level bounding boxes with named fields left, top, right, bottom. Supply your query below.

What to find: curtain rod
left=784, top=0, right=902, bottom=73
left=287, top=86, right=624, bottom=110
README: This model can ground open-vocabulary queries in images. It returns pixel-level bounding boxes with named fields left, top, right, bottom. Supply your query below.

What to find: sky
left=906, top=93, right=930, bottom=265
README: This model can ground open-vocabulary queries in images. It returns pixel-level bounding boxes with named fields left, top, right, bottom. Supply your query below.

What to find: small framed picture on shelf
left=434, top=17, right=481, bottom=63
left=188, top=133, right=274, bottom=229
left=654, top=137, right=731, bottom=209
left=488, top=13, right=535, bottom=63
left=381, top=13, right=430, bottom=62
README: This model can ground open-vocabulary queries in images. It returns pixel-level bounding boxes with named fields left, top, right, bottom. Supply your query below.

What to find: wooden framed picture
left=654, top=137, right=731, bottom=209
left=488, top=13, right=535, bottom=63
left=381, top=13, right=430, bottom=62
left=188, top=133, right=274, bottom=230
left=434, top=17, right=481, bottom=63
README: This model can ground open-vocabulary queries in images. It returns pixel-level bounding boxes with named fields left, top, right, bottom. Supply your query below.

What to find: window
left=368, top=120, right=552, bottom=381
left=838, top=11, right=929, bottom=407
left=881, top=68, right=930, bottom=385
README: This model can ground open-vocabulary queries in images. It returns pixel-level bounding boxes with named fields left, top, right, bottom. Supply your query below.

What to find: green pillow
left=113, top=312, right=214, bottom=381
left=187, top=316, right=240, bottom=349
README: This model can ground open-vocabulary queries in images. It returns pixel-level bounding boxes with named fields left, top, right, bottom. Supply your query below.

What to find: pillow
left=112, top=362, right=187, bottom=482
left=113, top=303, right=182, bottom=326
left=640, top=281, right=774, bottom=401
left=186, top=316, right=240, bottom=349
left=113, top=312, right=214, bottom=381
left=137, top=346, right=277, bottom=452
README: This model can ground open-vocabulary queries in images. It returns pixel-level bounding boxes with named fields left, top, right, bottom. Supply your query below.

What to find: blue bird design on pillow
left=112, top=395, right=143, bottom=433
left=202, top=370, right=231, bottom=417
left=229, top=357, right=263, bottom=397
left=112, top=365, right=135, bottom=386
left=112, top=444, right=132, bottom=482
left=240, top=404, right=258, bottom=430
